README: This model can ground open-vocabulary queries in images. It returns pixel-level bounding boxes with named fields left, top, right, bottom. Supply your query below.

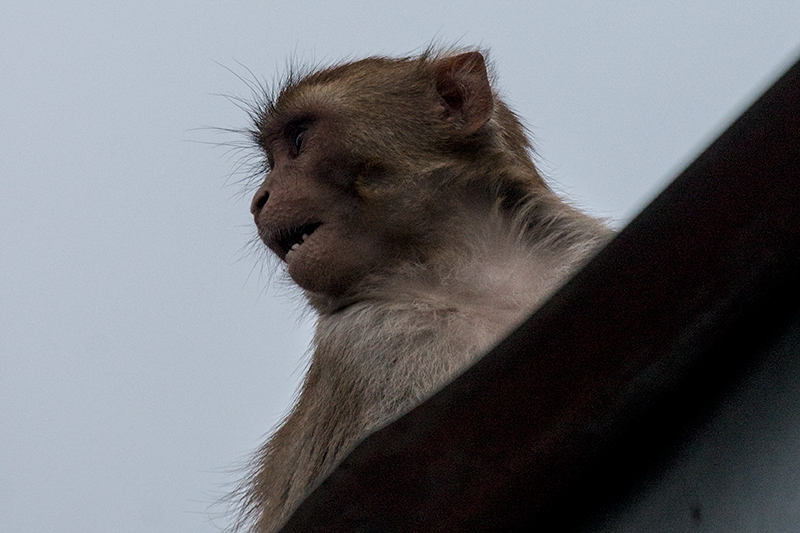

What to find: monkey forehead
left=265, top=47, right=497, bottom=120
left=272, top=82, right=348, bottom=118
left=273, top=58, right=437, bottom=115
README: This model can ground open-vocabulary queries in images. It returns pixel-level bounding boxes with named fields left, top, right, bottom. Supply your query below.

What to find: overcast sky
left=2, top=2, right=799, bottom=532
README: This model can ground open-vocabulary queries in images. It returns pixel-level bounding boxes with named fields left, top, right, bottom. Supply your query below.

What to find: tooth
left=301, top=234, right=309, bottom=241
left=291, top=243, right=301, bottom=251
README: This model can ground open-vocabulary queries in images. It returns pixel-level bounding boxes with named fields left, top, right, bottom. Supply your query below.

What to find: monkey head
left=249, top=50, right=544, bottom=298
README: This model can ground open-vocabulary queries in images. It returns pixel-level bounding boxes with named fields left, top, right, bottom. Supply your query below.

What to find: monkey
left=234, top=47, right=613, bottom=532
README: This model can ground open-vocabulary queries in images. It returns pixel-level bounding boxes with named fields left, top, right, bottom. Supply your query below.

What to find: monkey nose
left=251, top=185, right=270, bottom=215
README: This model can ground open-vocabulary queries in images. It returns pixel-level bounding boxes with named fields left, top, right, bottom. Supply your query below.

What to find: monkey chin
left=285, top=248, right=326, bottom=293
left=284, top=235, right=373, bottom=298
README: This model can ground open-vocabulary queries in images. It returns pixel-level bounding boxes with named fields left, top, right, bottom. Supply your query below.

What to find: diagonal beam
left=280, top=55, right=800, bottom=532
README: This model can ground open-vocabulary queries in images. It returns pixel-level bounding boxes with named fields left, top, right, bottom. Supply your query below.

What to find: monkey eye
left=285, top=118, right=312, bottom=157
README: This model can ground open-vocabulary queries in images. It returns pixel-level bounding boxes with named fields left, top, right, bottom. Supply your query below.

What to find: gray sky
left=2, top=2, right=799, bottom=531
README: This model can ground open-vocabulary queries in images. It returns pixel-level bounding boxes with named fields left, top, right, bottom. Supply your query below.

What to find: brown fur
left=236, top=47, right=612, bottom=532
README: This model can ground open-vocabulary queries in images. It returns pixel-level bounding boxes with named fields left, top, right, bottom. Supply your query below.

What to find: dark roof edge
left=281, top=55, right=800, bottom=532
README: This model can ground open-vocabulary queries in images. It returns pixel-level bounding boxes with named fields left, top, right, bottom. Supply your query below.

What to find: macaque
left=236, top=47, right=612, bottom=532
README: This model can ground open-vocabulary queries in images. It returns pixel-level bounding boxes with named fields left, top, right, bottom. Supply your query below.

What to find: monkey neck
left=308, top=194, right=607, bottom=351
left=300, top=198, right=609, bottom=444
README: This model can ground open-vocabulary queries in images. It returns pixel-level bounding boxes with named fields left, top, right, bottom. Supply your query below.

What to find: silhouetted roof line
left=280, top=54, right=800, bottom=532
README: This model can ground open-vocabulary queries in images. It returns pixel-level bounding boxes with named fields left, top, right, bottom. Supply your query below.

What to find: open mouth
left=273, top=222, right=322, bottom=263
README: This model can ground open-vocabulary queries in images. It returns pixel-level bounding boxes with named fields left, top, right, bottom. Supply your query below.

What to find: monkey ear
left=433, top=51, right=494, bottom=136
